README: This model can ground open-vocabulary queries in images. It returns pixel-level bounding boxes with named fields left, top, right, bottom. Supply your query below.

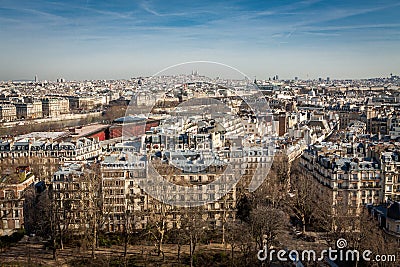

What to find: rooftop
left=18, top=131, right=70, bottom=141
left=70, top=123, right=109, bottom=139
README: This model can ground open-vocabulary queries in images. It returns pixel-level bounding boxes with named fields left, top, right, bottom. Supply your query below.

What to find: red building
left=110, top=117, right=159, bottom=139
left=69, top=124, right=110, bottom=141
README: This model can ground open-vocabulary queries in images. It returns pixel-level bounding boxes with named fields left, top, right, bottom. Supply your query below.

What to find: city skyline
left=0, top=0, right=400, bottom=81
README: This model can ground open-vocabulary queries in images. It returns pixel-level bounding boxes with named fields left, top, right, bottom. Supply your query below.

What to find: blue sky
left=0, top=0, right=399, bottom=80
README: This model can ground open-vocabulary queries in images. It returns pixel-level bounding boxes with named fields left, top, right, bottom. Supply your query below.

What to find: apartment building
left=0, top=137, right=101, bottom=183
left=0, top=137, right=101, bottom=161
left=381, top=152, right=400, bottom=202
left=15, top=101, right=42, bottom=120
left=51, top=163, right=96, bottom=231
left=42, top=98, right=69, bottom=117
left=388, top=113, right=400, bottom=140
left=369, top=146, right=400, bottom=202
left=0, top=166, right=35, bottom=235
left=0, top=103, right=17, bottom=122
left=300, top=143, right=382, bottom=219
left=329, top=104, right=362, bottom=129
left=68, top=96, right=102, bottom=111
left=101, top=152, right=148, bottom=232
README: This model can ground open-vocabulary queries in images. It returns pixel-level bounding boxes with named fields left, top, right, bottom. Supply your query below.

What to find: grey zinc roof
left=113, top=115, right=146, bottom=123
left=103, top=155, right=118, bottom=163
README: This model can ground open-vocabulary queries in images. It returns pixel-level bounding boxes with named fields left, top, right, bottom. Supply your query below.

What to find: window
left=4, top=190, right=15, bottom=199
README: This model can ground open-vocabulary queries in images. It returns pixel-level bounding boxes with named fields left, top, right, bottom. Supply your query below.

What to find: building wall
left=278, top=114, right=287, bottom=136
left=15, top=101, right=43, bottom=120
left=300, top=147, right=382, bottom=220
left=101, top=167, right=148, bottom=232
left=109, top=120, right=159, bottom=139
left=42, top=98, right=69, bottom=117
left=381, top=153, right=400, bottom=202
left=0, top=170, right=35, bottom=236
left=0, top=104, right=17, bottom=122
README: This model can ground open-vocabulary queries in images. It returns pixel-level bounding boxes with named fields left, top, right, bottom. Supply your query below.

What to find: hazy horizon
left=1, top=0, right=399, bottom=81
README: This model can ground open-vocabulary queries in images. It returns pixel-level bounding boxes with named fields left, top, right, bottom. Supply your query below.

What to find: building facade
left=15, top=101, right=42, bottom=120
left=0, top=166, right=35, bottom=235
left=300, top=143, right=382, bottom=223
left=42, top=98, right=69, bottom=117
left=0, top=103, right=17, bottom=122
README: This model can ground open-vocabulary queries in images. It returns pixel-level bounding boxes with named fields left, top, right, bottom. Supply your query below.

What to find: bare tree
left=328, top=207, right=398, bottom=267
left=225, top=221, right=252, bottom=266
left=167, top=209, right=188, bottom=264
left=236, top=191, right=252, bottom=223
left=273, top=153, right=290, bottom=185
left=78, top=163, right=104, bottom=260
left=249, top=205, right=287, bottom=251
left=146, top=198, right=171, bottom=261
left=122, top=193, right=146, bottom=267
left=145, top=159, right=187, bottom=261
left=122, top=209, right=132, bottom=267
left=36, top=185, right=59, bottom=260
left=289, top=169, right=317, bottom=233
left=102, top=105, right=127, bottom=123
left=180, top=206, right=207, bottom=267
left=356, top=209, right=398, bottom=267
left=289, top=160, right=333, bottom=234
